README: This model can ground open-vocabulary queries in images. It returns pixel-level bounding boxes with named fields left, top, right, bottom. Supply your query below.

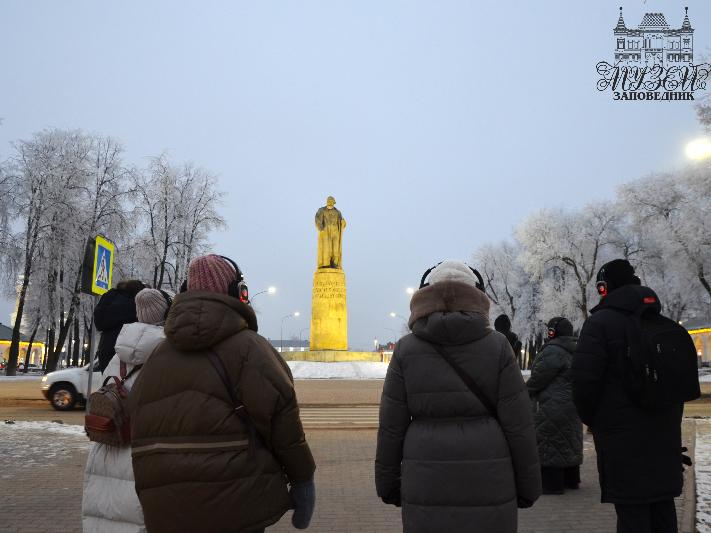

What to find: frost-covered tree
left=517, top=203, right=618, bottom=324
left=618, top=164, right=711, bottom=315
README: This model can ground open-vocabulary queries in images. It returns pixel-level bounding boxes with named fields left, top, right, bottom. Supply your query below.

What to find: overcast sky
left=1, top=1, right=709, bottom=349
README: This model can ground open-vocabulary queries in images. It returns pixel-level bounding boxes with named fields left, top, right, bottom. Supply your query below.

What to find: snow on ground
left=697, top=420, right=711, bottom=532
left=0, top=421, right=88, bottom=479
left=288, top=361, right=389, bottom=379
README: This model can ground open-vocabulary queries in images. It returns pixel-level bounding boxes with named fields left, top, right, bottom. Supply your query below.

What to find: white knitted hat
left=135, top=289, right=172, bottom=325
left=428, top=260, right=480, bottom=289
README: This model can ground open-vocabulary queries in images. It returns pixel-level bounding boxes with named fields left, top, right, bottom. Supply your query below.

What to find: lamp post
left=252, top=286, right=277, bottom=300
left=299, top=327, right=310, bottom=346
left=280, top=312, right=300, bottom=353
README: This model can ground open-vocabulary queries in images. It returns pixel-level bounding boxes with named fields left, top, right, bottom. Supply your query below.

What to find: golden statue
left=315, top=196, right=346, bottom=269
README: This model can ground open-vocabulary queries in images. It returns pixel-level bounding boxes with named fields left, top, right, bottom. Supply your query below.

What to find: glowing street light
left=406, top=287, right=415, bottom=295
left=685, top=138, right=711, bottom=160
left=252, top=286, right=277, bottom=300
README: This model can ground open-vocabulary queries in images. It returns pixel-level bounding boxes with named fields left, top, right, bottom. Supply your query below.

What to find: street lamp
left=390, top=312, right=407, bottom=322
left=280, top=312, right=300, bottom=353
left=686, top=138, right=711, bottom=160
left=406, top=287, right=415, bottom=295
left=252, top=286, right=277, bottom=300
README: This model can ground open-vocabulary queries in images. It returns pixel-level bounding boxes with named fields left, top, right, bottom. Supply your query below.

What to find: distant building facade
left=614, top=7, right=693, bottom=67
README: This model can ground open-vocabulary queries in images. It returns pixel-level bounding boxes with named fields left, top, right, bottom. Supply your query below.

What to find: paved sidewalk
left=0, top=424, right=694, bottom=533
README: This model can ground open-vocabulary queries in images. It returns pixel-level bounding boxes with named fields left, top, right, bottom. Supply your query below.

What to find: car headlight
left=41, top=376, right=47, bottom=382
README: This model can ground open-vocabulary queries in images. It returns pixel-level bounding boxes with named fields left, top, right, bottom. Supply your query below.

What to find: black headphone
left=547, top=317, right=564, bottom=339
left=157, top=289, right=173, bottom=320
left=219, top=256, right=250, bottom=304
left=419, top=262, right=486, bottom=293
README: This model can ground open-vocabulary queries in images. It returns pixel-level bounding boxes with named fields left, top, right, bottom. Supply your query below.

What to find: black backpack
left=612, top=299, right=700, bottom=409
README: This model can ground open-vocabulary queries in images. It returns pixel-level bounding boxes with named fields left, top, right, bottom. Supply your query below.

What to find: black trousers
left=614, top=499, right=677, bottom=533
left=541, top=465, right=580, bottom=493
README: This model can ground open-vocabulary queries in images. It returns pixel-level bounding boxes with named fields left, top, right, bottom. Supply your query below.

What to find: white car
left=41, top=363, right=103, bottom=411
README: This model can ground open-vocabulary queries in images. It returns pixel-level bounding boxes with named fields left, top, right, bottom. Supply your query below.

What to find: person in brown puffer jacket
left=376, top=260, right=541, bottom=533
left=130, top=254, right=316, bottom=533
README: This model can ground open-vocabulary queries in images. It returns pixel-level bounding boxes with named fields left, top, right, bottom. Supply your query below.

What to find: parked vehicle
left=41, top=363, right=102, bottom=411
left=18, top=363, right=42, bottom=373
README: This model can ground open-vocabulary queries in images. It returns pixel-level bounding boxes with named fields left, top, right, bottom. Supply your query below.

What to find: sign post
left=81, top=235, right=115, bottom=412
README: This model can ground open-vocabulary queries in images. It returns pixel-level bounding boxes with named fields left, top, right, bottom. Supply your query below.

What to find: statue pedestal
left=310, top=268, right=348, bottom=351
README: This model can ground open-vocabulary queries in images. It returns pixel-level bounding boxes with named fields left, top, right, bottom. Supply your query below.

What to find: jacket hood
left=164, top=291, right=258, bottom=352
left=591, top=284, right=661, bottom=315
left=547, top=335, right=577, bottom=354
left=409, top=280, right=492, bottom=346
left=115, top=322, right=166, bottom=366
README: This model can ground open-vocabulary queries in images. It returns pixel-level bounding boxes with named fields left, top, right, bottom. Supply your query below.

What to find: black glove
left=681, top=446, right=692, bottom=470
left=517, top=496, right=534, bottom=509
left=381, top=487, right=402, bottom=507
left=290, top=478, right=316, bottom=529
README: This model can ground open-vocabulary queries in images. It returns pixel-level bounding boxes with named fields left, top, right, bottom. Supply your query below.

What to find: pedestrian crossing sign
left=91, top=236, right=115, bottom=295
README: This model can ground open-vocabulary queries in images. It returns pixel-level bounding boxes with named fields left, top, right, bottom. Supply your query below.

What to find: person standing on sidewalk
left=573, top=259, right=700, bottom=533
left=527, top=316, right=582, bottom=495
left=376, top=260, right=541, bottom=533
left=82, top=288, right=171, bottom=532
left=495, top=314, right=523, bottom=367
left=94, top=280, right=146, bottom=373
left=130, top=254, right=316, bottom=533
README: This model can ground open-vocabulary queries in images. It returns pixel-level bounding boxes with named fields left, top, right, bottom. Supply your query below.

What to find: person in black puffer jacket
left=495, top=314, right=523, bottom=367
left=376, top=260, right=541, bottom=533
left=93, top=280, right=145, bottom=372
left=527, top=316, right=582, bottom=495
left=573, top=259, right=697, bottom=533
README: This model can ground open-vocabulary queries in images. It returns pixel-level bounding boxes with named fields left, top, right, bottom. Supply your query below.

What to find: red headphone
left=596, top=281, right=608, bottom=298
left=547, top=317, right=563, bottom=339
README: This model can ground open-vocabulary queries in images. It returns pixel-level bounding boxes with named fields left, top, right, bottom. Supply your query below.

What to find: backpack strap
left=429, top=342, right=499, bottom=422
left=206, top=350, right=259, bottom=456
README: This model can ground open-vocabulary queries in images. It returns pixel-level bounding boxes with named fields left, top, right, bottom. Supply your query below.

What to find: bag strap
left=430, top=342, right=499, bottom=422
left=121, top=364, right=143, bottom=383
left=206, top=351, right=253, bottom=427
left=119, top=360, right=127, bottom=379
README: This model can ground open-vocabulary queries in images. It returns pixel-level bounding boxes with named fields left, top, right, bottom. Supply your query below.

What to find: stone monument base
left=310, top=268, right=348, bottom=351
left=280, top=350, right=384, bottom=362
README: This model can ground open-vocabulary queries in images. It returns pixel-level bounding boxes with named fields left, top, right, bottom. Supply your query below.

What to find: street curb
left=681, top=418, right=696, bottom=533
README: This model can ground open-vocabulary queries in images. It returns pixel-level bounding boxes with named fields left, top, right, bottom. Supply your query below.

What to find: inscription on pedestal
left=310, top=269, right=348, bottom=351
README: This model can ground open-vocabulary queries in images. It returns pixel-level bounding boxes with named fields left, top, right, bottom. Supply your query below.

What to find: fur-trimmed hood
left=409, top=281, right=492, bottom=346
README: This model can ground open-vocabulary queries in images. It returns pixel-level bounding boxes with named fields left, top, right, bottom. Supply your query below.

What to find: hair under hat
left=135, top=288, right=172, bottom=325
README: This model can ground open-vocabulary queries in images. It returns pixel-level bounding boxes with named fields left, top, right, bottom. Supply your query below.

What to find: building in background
left=683, top=317, right=710, bottom=365
left=0, top=323, right=45, bottom=366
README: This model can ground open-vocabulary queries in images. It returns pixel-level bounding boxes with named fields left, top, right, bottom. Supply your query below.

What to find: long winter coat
left=527, top=336, right=583, bottom=468
left=376, top=281, right=541, bottom=533
left=94, top=289, right=139, bottom=373
left=129, top=291, right=315, bottom=533
left=573, top=284, right=685, bottom=504
left=82, top=322, right=165, bottom=533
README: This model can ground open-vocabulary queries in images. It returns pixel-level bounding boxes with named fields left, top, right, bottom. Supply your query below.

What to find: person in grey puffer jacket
left=376, top=260, right=541, bottom=533
left=527, top=317, right=583, bottom=495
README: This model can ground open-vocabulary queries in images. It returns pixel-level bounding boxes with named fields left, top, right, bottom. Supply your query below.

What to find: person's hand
left=517, top=496, right=534, bottom=509
left=290, top=478, right=316, bottom=529
left=381, top=487, right=402, bottom=507
left=681, top=446, right=692, bottom=470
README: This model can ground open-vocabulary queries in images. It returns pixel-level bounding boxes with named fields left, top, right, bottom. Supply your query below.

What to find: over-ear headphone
left=547, top=317, right=563, bottom=339
left=157, top=289, right=173, bottom=320
left=219, top=256, right=250, bottom=304
left=596, top=266, right=608, bottom=298
left=419, top=262, right=486, bottom=293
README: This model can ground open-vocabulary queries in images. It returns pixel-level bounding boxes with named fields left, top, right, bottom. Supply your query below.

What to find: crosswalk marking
left=300, top=406, right=379, bottom=428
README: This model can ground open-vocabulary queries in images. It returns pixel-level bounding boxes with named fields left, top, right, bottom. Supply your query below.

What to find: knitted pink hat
left=187, top=254, right=236, bottom=294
